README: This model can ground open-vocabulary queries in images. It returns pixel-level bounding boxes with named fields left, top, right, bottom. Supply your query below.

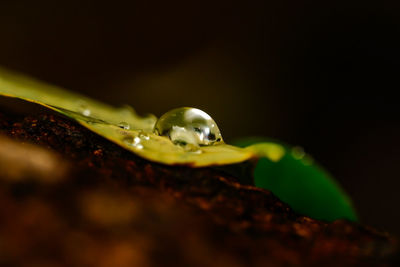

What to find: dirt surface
left=0, top=109, right=398, bottom=266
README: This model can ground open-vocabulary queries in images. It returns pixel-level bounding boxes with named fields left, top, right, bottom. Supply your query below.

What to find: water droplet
left=118, top=122, right=130, bottom=130
left=122, top=136, right=133, bottom=144
left=123, top=135, right=143, bottom=149
left=77, top=100, right=91, bottom=117
left=154, top=107, right=223, bottom=147
left=135, top=144, right=144, bottom=150
left=82, top=109, right=91, bottom=117
left=139, top=132, right=150, bottom=140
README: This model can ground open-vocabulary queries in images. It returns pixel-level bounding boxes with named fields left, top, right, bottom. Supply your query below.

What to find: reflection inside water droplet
left=153, top=107, right=223, bottom=148
left=118, top=122, right=130, bottom=130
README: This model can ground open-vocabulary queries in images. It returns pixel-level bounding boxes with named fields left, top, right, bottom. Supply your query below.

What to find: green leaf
left=234, top=138, right=358, bottom=222
left=0, top=67, right=254, bottom=167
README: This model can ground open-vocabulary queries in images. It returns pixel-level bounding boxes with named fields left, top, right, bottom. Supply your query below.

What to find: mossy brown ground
left=0, top=109, right=398, bottom=266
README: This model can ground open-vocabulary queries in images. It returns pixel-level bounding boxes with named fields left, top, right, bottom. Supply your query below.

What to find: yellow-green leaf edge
left=0, top=67, right=256, bottom=167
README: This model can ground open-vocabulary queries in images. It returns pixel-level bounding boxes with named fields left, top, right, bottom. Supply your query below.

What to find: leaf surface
left=0, top=67, right=254, bottom=167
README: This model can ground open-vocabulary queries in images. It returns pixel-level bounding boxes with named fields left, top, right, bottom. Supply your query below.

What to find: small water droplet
left=123, top=135, right=144, bottom=149
left=139, top=133, right=150, bottom=140
left=82, top=109, right=91, bottom=117
left=77, top=100, right=91, bottom=117
left=118, top=122, right=130, bottom=130
left=123, top=136, right=133, bottom=144
left=153, top=107, right=223, bottom=147
left=135, top=144, right=144, bottom=150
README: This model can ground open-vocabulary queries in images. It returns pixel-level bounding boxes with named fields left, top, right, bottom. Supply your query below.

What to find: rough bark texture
left=0, top=109, right=398, bottom=266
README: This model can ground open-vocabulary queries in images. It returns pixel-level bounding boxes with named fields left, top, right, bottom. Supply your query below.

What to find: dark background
left=0, top=1, right=399, bottom=235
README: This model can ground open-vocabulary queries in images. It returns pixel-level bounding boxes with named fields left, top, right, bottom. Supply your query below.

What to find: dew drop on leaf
left=139, top=133, right=150, bottom=140
left=154, top=107, right=223, bottom=147
left=82, top=109, right=91, bottom=117
left=123, top=135, right=143, bottom=149
left=118, top=122, right=130, bottom=130
left=76, top=100, right=91, bottom=117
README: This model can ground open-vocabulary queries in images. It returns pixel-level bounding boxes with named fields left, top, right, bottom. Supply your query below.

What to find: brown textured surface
left=0, top=110, right=398, bottom=266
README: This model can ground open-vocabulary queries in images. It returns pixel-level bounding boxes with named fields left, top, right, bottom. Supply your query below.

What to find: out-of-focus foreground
left=0, top=111, right=398, bottom=266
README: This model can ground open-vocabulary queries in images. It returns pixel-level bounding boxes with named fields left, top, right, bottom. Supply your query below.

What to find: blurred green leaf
left=234, top=137, right=358, bottom=222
